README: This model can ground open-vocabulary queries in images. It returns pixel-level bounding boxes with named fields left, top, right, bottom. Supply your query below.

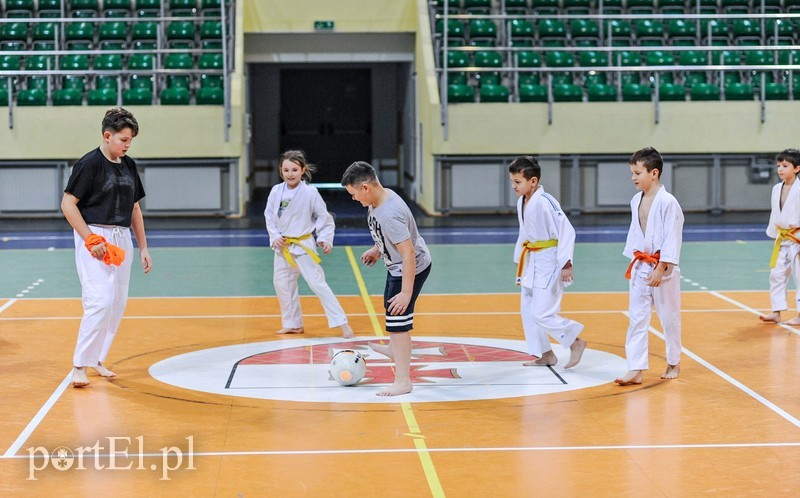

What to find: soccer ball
left=330, top=349, right=367, bottom=386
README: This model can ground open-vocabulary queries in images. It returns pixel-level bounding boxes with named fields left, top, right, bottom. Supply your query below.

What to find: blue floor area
left=0, top=223, right=770, bottom=250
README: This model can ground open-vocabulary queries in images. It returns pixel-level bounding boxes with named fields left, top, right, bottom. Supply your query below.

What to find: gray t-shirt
left=368, top=189, right=431, bottom=277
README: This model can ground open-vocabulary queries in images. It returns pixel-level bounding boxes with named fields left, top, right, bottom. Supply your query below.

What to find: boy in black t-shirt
left=61, top=108, right=151, bottom=388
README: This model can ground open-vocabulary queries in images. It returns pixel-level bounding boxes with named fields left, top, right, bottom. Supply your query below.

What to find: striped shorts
left=383, top=263, right=431, bottom=333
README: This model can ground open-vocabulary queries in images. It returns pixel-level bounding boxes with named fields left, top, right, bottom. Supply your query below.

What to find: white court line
left=709, top=290, right=800, bottom=337
left=3, top=441, right=800, bottom=460
left=3, top=371, right=73, bottom=457
left=0, top=298, right=17, bottom=314
left=642, top=320, right=800, bottom=430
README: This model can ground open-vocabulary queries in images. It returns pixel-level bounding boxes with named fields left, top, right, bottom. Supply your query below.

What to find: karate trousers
left=273, top=251, right=347, bottom=329
left=72, top=226, right=133, bottom=367
left=768, top=244, right=800, bottom=312
left=625, top=262, right=682, bottom=371
left=520, top=274, right=583, bottom=357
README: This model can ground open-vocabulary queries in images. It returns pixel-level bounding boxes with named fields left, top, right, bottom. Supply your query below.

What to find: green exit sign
left=314, top=20, right=335, bottom=30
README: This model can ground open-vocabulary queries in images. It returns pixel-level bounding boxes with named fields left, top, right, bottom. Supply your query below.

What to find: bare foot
left=376, top=381, right=412, bottom=396
left=661, top=363, right=680, bottom=379
left=93, top=363, right=116, bottom=378
left=523, top=350, right=557, bottom=366
left=564, top=338, right=587, bottom=369
left=759, top=312, right=781, bottom=323
left=276, top=327, right=304, bottom=334
left=340, top=324, right=355, bottom=338
left=615, top=370, right=643, bottom=386
left=72, top=367, right=89, bottom=388
left=369, top=341, right=394, bottom=360
left=783, top=316, right=800, bottom=326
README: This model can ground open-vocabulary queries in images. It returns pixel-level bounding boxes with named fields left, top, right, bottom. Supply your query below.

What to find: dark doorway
left=279, top=68, right=372, bottom=184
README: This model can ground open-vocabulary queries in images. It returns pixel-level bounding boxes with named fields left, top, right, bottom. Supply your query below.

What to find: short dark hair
left=102, top=107, right=138, bottom=137
left=629, top=147, right=663, bottom=178
left=341, top=161, right=378, bottom=186
left=279, top=150, right=316, bottom=182
left=509, top=156, right=541, bottom=180
left=776, top=148, right=800, bottom=167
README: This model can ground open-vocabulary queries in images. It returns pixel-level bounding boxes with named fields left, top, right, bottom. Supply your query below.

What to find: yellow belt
left=516, top=239, right=558, bottom=285
left=282, top=233, right=321, bottom=267
left=770, top=227, right=800, bottom=268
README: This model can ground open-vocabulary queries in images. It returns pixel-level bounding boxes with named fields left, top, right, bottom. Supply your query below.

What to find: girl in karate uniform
left=265, top=150, right=354, bottom=338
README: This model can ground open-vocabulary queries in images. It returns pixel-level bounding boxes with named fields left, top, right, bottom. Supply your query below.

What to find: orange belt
left=770, top=227, right=800, bottom=268
left=625, top=250, right=660, bottom=279
left=516, top=239, right=558, bottom=285
left=84, top=233, right=125, bottom=266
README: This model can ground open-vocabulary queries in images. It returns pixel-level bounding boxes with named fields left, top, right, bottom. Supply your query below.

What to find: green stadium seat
left=435, top=19, right=466, bottom=45
left=545, top=50, right=574, bottom=85
left=60, top=54, right=89, bottom=91
left=725, top=82, right=754, bottom=100
left=646, top=50, right=676, bottom=84
left=679, top=50, right=708, bottom=86
left=599, top=0, right=623, bottom=14
left=474, top=50, right=503, bottom=85
left=504, top=0, right=529, bottom=15
left=128, top=53, right=154, bottom=89
left=720, top=0, right=749, bottom=14
left=787, top=0, right=800, bottom=12
left=531, top=0, right=559, bottom=14
left=519, top=82, right=547, bottom=102
left=444, top=50, right=469, bottom=85
left=766, top=19, right=794, bottom=44
left=659, top=82, right=686, bottom=101
left=160, top=86, right=191, bottom=105
left=700, top=19, right=729, bottom=42
left=563, top=0, right=591, bottom=14
left=635, top=19, right=665, bottom=46
left=65, top=22, right=94, bottom=49
left=0, top=55, right=21, bottom=93
left=778, top=49, right=800, bottom=65
left=31, top=22, right=57, bottom=51
left=17, top=88, right=46, bottom=106
left=552, top=83, right=583, bottom=102
left=622, top=83, right=652, bottom=101
left=586, top=83, right=617, bottom=101
left=731, top=19, right=762, bottom=45
left=38, top=0, right=63, bottom=16
left=570, top=19, right=600, bottom=46
left=70, top=0, right=98, bottom=16
left=0, top=87, right=9, bottom=106
left=196, top=86, right=223, bottom=104
left=123, top=87, right=152, bottom=105
left=164, top=52, right=194, bottom=88
left=690, top=82, right=721, bottom=100
left=135, top=0, right=160, bottom=15
left=508, top=19, right=535, bottom=47
left=667, top=19, right=697, bottom=45
left=94, top=53, right=123, bottom=89
left=169, top=0, right=197, bottom=15
left=6, top=0, right=35, bottom=16
left=200, top=0, right=223, bottom=15
left=0, top=22, right=30, bottom=51
left=538, top=19, right=567, bottom=47
left=579, top=51, right=609, bottom=85
left=468, top=19, right=497, bottom=47
left=745, top=50, right=776, bottom=87
left=464, top=0, right=491, bottom=14
left=516, top=50, right=541, bottom=85
left=99, top=21, right=128, bottom=50
left=103, top=0, right=131, bottom=15
left=480, top=83, right=510, bottom=102
left=88, top=87, right=119, bottom=105
left=627, top=0, right=656, bottom=14
left=198, top=52, right=223, bottom=88
left=756, top=0, right=781, bottom=11
left=53, top=88, right=83, bottom=105
left=616, top=50, right=642, bottom=86
left=131, top=21, right=158, bottom=50
left=605, top=19, right=632, bottom=46
left=765, top=82, right=789, bottom=100
left=167, top=21, right=196, bottom=48
left=447, top=83, right=474, bottom=103
left=200, top=20, right=223, bottom=49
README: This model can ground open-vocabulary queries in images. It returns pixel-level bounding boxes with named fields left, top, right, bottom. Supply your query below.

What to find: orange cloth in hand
left=624, top=250, right=660, bottom=279
left=84, top=233, right=126, bottom=266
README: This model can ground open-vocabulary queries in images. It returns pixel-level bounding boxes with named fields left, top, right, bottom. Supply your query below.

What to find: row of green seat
left=448, top=79, right=796, bottom=102
left=0, top=84, right=223, bottom=105
left=1, top=0, right=223, bottom=17
left=431, top=0, right=799, bottom=15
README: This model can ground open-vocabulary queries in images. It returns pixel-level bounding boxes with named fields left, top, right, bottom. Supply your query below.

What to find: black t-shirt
left=64, top=148, right=145, bottom=227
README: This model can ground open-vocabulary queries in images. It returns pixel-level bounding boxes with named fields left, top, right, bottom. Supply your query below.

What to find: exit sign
left=313, top=20, right=334, bottom=30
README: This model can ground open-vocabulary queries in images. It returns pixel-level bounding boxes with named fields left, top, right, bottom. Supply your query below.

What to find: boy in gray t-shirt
left=342, top=161, right=432, bottom=397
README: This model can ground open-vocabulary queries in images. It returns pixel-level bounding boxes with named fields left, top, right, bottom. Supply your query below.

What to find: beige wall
left=243, top=0, right=417, bottom=33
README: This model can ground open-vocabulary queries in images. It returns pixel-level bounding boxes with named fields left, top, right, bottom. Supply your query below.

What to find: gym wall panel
left=243, top=0, right=417, bottom=33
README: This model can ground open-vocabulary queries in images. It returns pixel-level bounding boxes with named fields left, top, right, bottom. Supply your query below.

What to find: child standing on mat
left=265, top=150, right=354, bottom=338
left=61, top=107, right=151, bottom=388
left=510, top=156, right=586, bottom=368
left=759, top=149, right=800, bottom=325
left=616, top=147, right=684, bottom=386
left=341, top=161, right=432, bottom=396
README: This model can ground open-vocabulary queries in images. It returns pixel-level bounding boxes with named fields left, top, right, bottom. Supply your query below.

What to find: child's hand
left=90, top=242, right=107, bottom=260
left=646, top=267, right=664, bottom=287
left=387, top=291, right=412, bottom=315
left=361, top=247, right=380, bottom=266
left=140, top=248, right=152, bottom=274
left=318, top=241, right=332, bottom=254
left=561, top=266, right=573, bottom=285
left=271, top=237, right=285, bottom=251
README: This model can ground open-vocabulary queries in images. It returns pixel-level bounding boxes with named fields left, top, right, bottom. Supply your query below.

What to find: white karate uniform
left=766, top=180, right=800, bottom=312
left=72, top=225, right=134, bottom=367
left=623, top=185, right=684, bottom=370
left=513, top=186, right=583, bottom=357
left=264, top=181, right=347, bottom=329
